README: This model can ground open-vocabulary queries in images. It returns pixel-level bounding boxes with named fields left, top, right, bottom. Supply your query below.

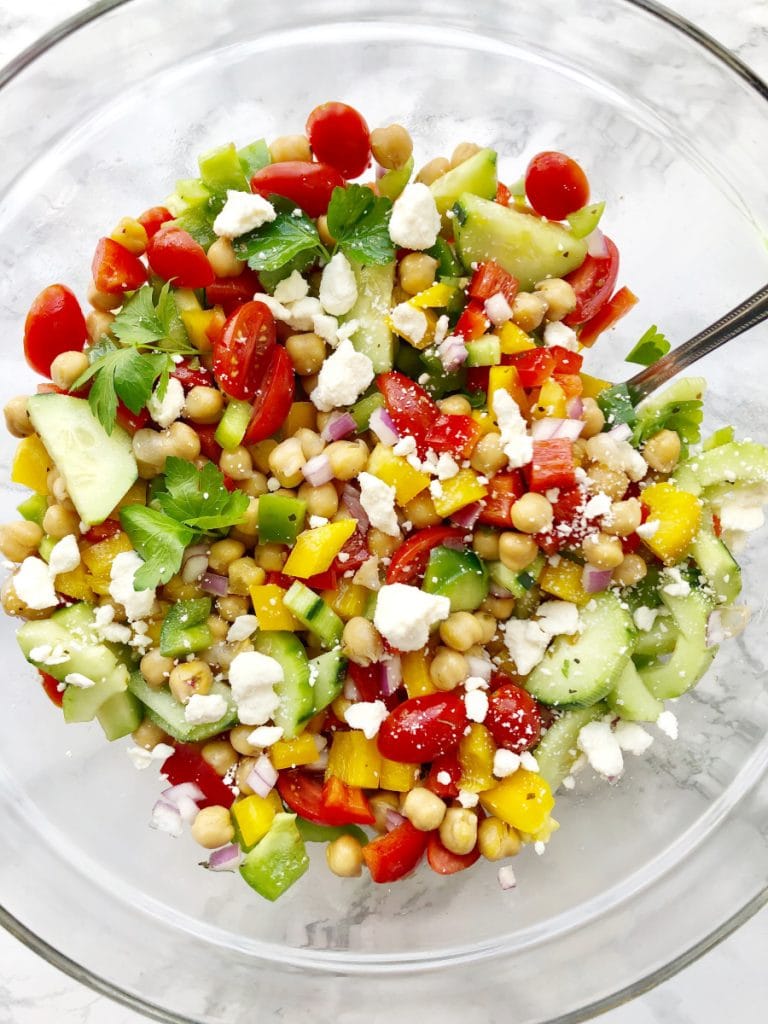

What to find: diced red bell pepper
left=385, top=525, right=466, bottom=586
left=534, top=485, right=589, bottom=554
left=426, top=831, right=481, bottom=875
left=468, top=260, right=519, bottom=304
left=348, top=663, right=399, bottom=709
left=137, top=206, right=173, bottom=239
left=161, top=744, right=236, bottom=809
left=425, top=751, right=461, bottom=798
left=362, top=820, right=429, bottom=883
left=277, top=770, right=374, bottom=827
left=495, top=181, right=512, bottom=207
left=713, top=513, right=722, bottom=539
left=466, top=367, right=490, bottom=393
left=266, top=568, right=339, bottom=592
left=548, top=346, right=583, bottom=374
left=222, top=475, right=239, bottom=493
left=477, top=470, right=526, bottom=527
left=454, top=300, right=490, bottom=341
left=116, top=401, right=150, bottom=434
left=526, top=439, right=576, bottom=493
left=553, top=372, right=583, bottom=400
left=504, top=348, right=557, bottom=388
left=577, top=286, right=638, bottom=348
left=83, top=520, right=123, bottom=544
left=321, top=777, right=376, bottom=826
left=39, top=670, right=64, bottom=707
left=424, top=414, right=481, bottom=458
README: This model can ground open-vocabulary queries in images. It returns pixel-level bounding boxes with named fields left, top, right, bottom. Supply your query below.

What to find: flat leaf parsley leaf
left=625, top=325, right=671, bottom=367
left=112, top=282, right=191, bottom=353
left=156, top=457, right=250, bottom=532
left=326, top=185, right=394, bottom=266
left=234, top=197, right=327, bottom=272
left=119, top=505, right=195, bottom=590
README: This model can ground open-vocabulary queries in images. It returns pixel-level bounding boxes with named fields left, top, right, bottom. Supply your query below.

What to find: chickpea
left=450, top=141, right=482, bottom=168
left=206, top=237, right=245, bottom=278
left=369, top=791, right=400, bottom=832
left=534, top=278, right=577, bottom=321
left=286, top=333, right=326, bottom=376
left=201, top=739, right=238, bottom=777
left=87, top=279, right=122, bottom=311
left=302, top=374, right=318, bottom=398
left=3, top=395, right=32, bottom=438
left=269, top=437, right=306, bottom=487
left=238, top=473, right=266, bottom=499
left=162, top=574, right=201, bottom=602
left=185, top=386, right=224, bottom=424
left=470, top=432, right=507, bottom=476
left=430, top=647, right=468, bottom=690
left=50, top=350, right=88, bottom=391
left=167, top=422, right=201, bottom=460
left=86, top=309, right=115, bottom=345
left=298, top=481, right=339, bottom=519
left=511, top=291, right=548, bottom=332
left=208, top=538, right=246, bottom=574
left=437, top=394, right=472, bottom=416
left=582, top=532, right=625, bottom=570
left=613, top=553, right=648, bottom=587
left=367, top=528, right=401, bottom=558
left=216, top=595, right=250, bottom=622
left=316, top=215, right=335, bottom=248
left=474, top=612, right=497, bottom=645
left=254, top=542, right=286, bottom=573
left=110, top=217, right=148, bottom=255
left=481, top=594, right=515, bottom=620
left=230, top=724, right=260, bottom=755
left=478, top=817, right=521, bottom=861
left=330, top=695, right=352, bottom=722
left=325, top=439, right=368, bottom=481
left=511, top=493, right=553, bottom=534
left=219, top=445, right=253, bottom=481
left=42, top=503, right=79, bottom=539
left=370, top=124, right=413, bottom=170
left=439, top=611, right=483, bottom=652
left=603, top=498, right=642, bottom=538
left=398, top=253, right=438, bottom=295
left=228, top=558, right=265, bottom=596
left=415, top=156, right=450, bottom=186
left=269, top=133, right=312, bottom=163
left=295, top=428, right=325, bottom=461
left=402, top=788, right=447, bottom=831
left=326, top=834, right=364, bottom=877
left=499, top=532, right=539, bottom=572
left=0, top=520, right=43, bottom=562
left=249, top=440, right=278, bottom=474
left=472, top=526, right=500, bottom=561
left=342, top=617, right=383, bottom=666
left=403, top=491, right=441, bottom=528
left=1, top=578, right=27, bottom=617
left=643, top=429, right=681, bottom=473
left=580, top=397, right=605, bottom=439
left=131, top=718, right=168, bottom=750
left=440, top=806, right=478, bottom=856
left=168, top=660, right=213, bottom=704
left=191, top=805, right=235, bottom=849
left=586, top=465, right=630, bottom=502
left=572, top=438, right=588, bottom=467
left=204, top=615, right=228, bottom=643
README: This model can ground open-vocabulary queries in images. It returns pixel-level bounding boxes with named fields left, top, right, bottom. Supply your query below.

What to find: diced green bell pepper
left=160, top=597, right=213, bottom=658
left=17, top=493, right=47, bottom=527
left=215, top=399, right=253, bottom=451
left=377, top=156, right=413, bottom=200
left=258, top=493, right=307, bottom=545
left=296, top=817, right=369, bottom=845
left=350, top=391, right=385, bottom=432
left=237, top=139, right=271, bottom=179
left=239, top=813, right=310, bottom=901
left=198, top=143, right=250, bottom=193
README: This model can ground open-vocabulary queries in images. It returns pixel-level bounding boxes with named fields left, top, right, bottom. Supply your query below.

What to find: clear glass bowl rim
left=0, top=1, right=766, bottom=1022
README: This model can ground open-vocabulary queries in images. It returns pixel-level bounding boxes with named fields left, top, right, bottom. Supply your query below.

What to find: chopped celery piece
left=198, top=143, right=249, bottom=193
left=215, top=399, right=253, bottom=450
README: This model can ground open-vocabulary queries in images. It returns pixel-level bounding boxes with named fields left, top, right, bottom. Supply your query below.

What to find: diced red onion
left=438, top=335, right=468, bottom=372
left=342, top=484, right=369, bottom=533
left=498, top=865, right=517, bottom=890
left=706, top=606, right=750, bottom=647
left=530, top=418, right=584, bottom=441
left=450, top=501, right=484, bottom=529
left=385, top=808, right=406, bottom=832
left=582, top=564, right=613, bottom=593
left=182, top=553, right=209, bottom=584
left=343, top=677, right=360, bottom=701
left=380, top=655, right=402, bottom=697
left=302, top=452, right=334, bottom=486
left=466, top=653, right=492, bottom=681
left=208, top=843, right=241, bottom=872
left=566, top=396, right=584, bottom=419
left=322, top=411, right=356, bottom=442
left=200, top=571, right=228, bottom=596
left=369, top=406, right=400, bottom=446
left=161, top=782, right=205, bottom=825
left=607, top=423, right=633, bottom=443
left=246, top=754, right=278, bottom=798
left=586, top=228, right=609, bottom=258
left=490, top=581, right=513, bottom=599
left=443, top=533, right=467, bottom=551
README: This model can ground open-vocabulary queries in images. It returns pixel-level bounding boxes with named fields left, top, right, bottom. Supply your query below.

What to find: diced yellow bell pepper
left=519, top=814, right=560, bottom=845
left=323, top=578, right=369, bottom=621
left=579, top=372, right=611, bottom=398
left=430, top=468, right=488, bottom=519
left=488, top=365, right=529, bottom=418
left=409, top=282, right=457, bottom=309
left=367, top=443, right=430, bottom=505
left=539, top=558, right=591, bottom=606
left=55, top=563, right=94, bottom=603
left=180, top=308, right=218, bottom=353
left=325, top=730, right=381, bottom=788
left=249, top=583, right=299, bottom=631
left=11, top=435, right=52, bottom=494
left=458, top=723, right=497, bottom=793
left=379, top=757, right=420, bottom=792
left=231, top=791, right=282, bottom=849
left=284, top=401, right=316, bottom=436
left=81, top=532, right=134, bottom=580
left=283, top=519, right=357, bottom=578
left=530, top=377, right=567, bottom=419
left=471, top=409, right=497, bottom=438
left=110, top=217, right=148, bottom=254
left=496, top=321, right=536, bottom=355
left=269, top=732, right=319, bottom=770
left=108, top=480, right=147, bottom=518
left=480, top=770, right=555, bottom=833
left=401, top=649, right=437, bottom=697
left=640, top=482, right=702, bottom=566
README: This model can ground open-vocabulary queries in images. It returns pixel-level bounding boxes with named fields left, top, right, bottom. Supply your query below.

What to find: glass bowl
left=1, top=1, right=767, bottom=1021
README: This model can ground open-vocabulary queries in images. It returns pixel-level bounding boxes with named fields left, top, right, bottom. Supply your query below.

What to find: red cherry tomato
left=171, top=361, right=213, bottom=391
left=243, top=345, right=295, bottom=444
left=23, top=284, right=87, bottom=377
left=146, top=226, right=215, bottom=288
left=277, top=770, right=374, bottom=826
left=161, top=744, right=236, bottom=809
left=377, top=692, right=468, bottom=763
left=192, top=424, right=223, bottom=463
left=385, top=525, right=466, bottom=586
left=212, top=300, right=276, bottom=400
left=205, top=268, right=261, bottom=317
left=137, top=205, right=173, bottom=239
left=39, top=671, right=64, bottom=707
left=116, top=402, right=150, bottom=434
left=362, top=820, right=429, bottom=883
left=485, top=678, right=543, bottom=753
left=425, top=751, right=462, bottom=798
left=250, top=161, right=345, bottom=217
left=377, top=371, right=439, bottom=452
left=306, top=102, right=371, bottom=180
left=564, top=236, right=620, bottom=325
left=524, top=151, right=590, bottom=221
left=426, top=831, right=481, bottom=875
left=91, top=237, right=147, bottom=294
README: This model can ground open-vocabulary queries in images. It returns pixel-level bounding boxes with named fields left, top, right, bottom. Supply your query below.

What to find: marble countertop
left=0, top=1, right=766, bottom=1021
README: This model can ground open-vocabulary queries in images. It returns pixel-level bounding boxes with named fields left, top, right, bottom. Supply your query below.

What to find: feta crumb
left=48, top=534, right=81, bottom=576
left=344, top=699, right=389, bottom=739
left=109, top=551, right=156, bottom=621
left=536, top=600, right=580, bottom=637
left=311, top=338, right=375, bottom=412
left=227, top=614, right=259, bottom=643
left=436, top=770, right=452, bottom=785
left=633, top=606, right=658, bottom=632
left=213, top=190, right=276, bottom=237
left=147, top=376, right=185, bottom=428
left=352, top=555, right=381, bottom=591
left=393, top=435, right=418, bottom=458
left=493, top=748, right=521, bottom=778
left=493, top=389, right=533, bottom=468
left=13, top=557, right=58, bottom=610
left=373, top=583, right=451, bottom=651
left=577, top=720, right=623, bottom=778
left=126, top=742, right=175, bottom=770
left=252, top=292, right=292, bottom=323
left=464, top=675, right=489, bottom=691
left=662, top=566, right=691, bottom=597
left=247, top=725, right=284, bottom=747
left=319, top=252, right=358, bottom=315
left=286, top=296, right=324, bottom=331
left=484, top=292, right=514, bottom=326
left=656, top=710, right=679, bottom=739
left=390, top=302, right=428, bottom=346
left=464, top=688, right=489, bottom=723
left=519, top=751, right=539, bottom=772
left=228, top=651, right=283, bottom=725
left=503, top=619, right=551, bottom=675
left=359, top=472, right=400, bottom=537
left=336, top=319, right=360, bottom=347
left=435, top=453, right=460, bottom=480
left=586, top=434, right=647, bottom=482
left=457, top=789, right=480, bottom=808
left=388, top=183, right=441, bottom=250
left=273, top=270, right=309, bottom=305
left=583, top=492, right=612, bottom=520
left=534, top=840, right=546, bottom=856
left=562, top=775, right=576, bottom=790
left=635, top=519, right=660, bottom=539
left=312, top=313, right=339, bottom=347
left=309, top=515, right=329, bottom=529
left=184, top=693, right=228, bottom=725
left=543, top=321, right=579, bottom=351
left=64, top=672, right=96, bottom=689
left=429, top=479, right=444, bottom=501
left=614, top=720, right=654, bottom=755
left=433, top=314, right=449, bottom=346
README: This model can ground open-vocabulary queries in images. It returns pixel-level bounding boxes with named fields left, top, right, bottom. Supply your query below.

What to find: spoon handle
left=626, top=282, right=768, bottom=402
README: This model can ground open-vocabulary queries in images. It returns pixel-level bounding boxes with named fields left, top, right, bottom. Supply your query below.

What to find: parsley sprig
left=625, top=325, right=671, bottom=367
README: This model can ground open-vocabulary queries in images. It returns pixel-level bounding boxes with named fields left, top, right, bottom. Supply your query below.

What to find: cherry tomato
left=171, top=361, right=213, bottom=391
left=306, top=102, right=371, bottom=180
left=83, top=520, right=122, bottom=544
left=205, top=268, right=262, bottom=317
left=377, top=692, right=468, bottom=763
left=476, top=471, right=525, bottom=528
left=250, top=161, right=345, bottom=217
left=137, top=206, right=173, bottom=239
left=564, top=237, right=619, bottom=325
left=377, top=371, right=439, bottom=452
left=524, top=151, right=590, bottom=221
left=362, top=820, right=429, bottom=883
left=212, top=300, right=276, bottom=400
left=23, top=284, right=87, bottom=377
left=426, top=831, right=481, bottom=875
left=39, top=670, right=63, bottom=707
left=193, top=424, right=223, bottom=463
left=385, top=525, right=466, bottom=586
left=92, top=237, right=147, bottom=294
left=243, top=345, right=295, bottom=444
left=425, top=751, right=461, bottom=798
left=146, top=226, right=215, bottom=288
left=277, top=770, right=374, bottom=826
left=485, top=678, right=543, bottom=753
left=161, top=744, right=236, bottom=809
left=116, top=402, right=150, bottom=434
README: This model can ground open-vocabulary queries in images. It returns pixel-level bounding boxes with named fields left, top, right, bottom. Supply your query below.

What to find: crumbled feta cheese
left=656, top=710, right=679, bottom=739
left=458, top=790, right=480, bottom=808
left=213, top=190, right=276, bottom=237
left=319, top=252, right=358, bottom=315
left=464, top=675, right=489, bottom=691
left=435, top=453, right=460, bottom=480
left=493, top=389, right=533, bottom=468
left=390, top=302, right=428, bottom=346
left=503, top=619, right=550, bottom=674
left=14, top=557, right=58, bottom=610
left=373, top=583, right=451, bottom=652
left=534, top=840, right=546, bottom=856
left=126, top=742, right=175, bottom=770
left=433, top=314, right=449, bottom=346
left=247, top=725, right=284, bottom=747
left=519, top=751, right=539, bottom=772
left=228, top=651, right=283, bottom=725
left=464, top=688, right=489, bottom=723
left=466, top=650, right=493, bottom=681
left=429, top=479, right=444, bottom=501
left=586, top=434, right=647, bottom=481
left=311, top=338, right=375, bottom=412
left=309, top=515, right=329, bottom=529
left=48, top=534, right=81, bottom=576
left=718, top=494, right=766, bottom=533
left=273, top=270, right=309, bottom=305
left=184, top=693, right=228, bottom=725
left=393, top=435, right=418, bottom=458
left=359, top=472, right=400, bottom=537
left=344, top=700, right=389, bottom=739
left=252, top=292, right=292, bottom=323
left=227, top=614, right=259, bottom=642
left=436, top=770, right=452, bottom=786
left=64, top=672, right=96, bottom=689
left=543, top=321, right=579, bottom=351
left=336, top=319, right=360, bottom=347
left=562, top=775, right=576, bottom=790
left=536, top=600, right=580, bottom=637
left=635, top=519, right=660, bottom=539
left=312, top=313, right=339, bottom=347
left=147, top=376, right=185, bottom=428
left=29, top=645, right=53, bottom=663
left=352, top=555, right=382, bottom=591
left=663, top=566, right=691, bottom=597
left=614, top=720, right=654, bottom=755
left=484, top=292, right=513, bottom=326
left=583, top=492, right=612, bottom=520
left=287, top=296, right=324, bottom=331
left=493, top=749, right=521, bottom=778
left=577, top=720, right=623, bottom=778
left=109, top=551, right=156, bottom=621
left=633, top=606, right=658, bottom=632
left=388, top=183, right=441, bottom=250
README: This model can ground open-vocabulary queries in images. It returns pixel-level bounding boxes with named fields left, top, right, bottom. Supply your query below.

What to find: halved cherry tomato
left=454, top=300, right=490, bottom=341
left=212, top=300, right=276, bottom=400
left=171, top=361, right=213, bottom=391
left=424, top=414, right=480, bottom=458
left=250, top=161, right=345, bottom=218
left=306, top=102, right=371, bottom=180
left=477, top=470, right=525, bottom=528
left=23, top=284, right=88, bottom=377
left=92, top=237, right=147, bottom=295
left=377, top=371, right=439, bottom=452
left=564, top=237, right=620, bottom=326
left=116, top=401, right=150, bottom=434
left=205, top=268, right=262, bottom=317
left=277, top=769, right=373, bottom=827
left=146, top=226, right=215, bottom=289
left=137, top=206, right=173, bottom=239
left=504, top=348, right=557, bottom=388
left=321, top=776, right=376, bottom=825
left=83, top=520, right=123, bottom=544
left=385, top=525, right=465, bottom=586
left=495, top=181, right=512, bottom=207
left=347, top=662, right=400, bottom=710
left=161, top=744, right=236, bottom=809
left=243, top=345, right=295, bottom=443
left=525, top=151, right=590, bottom=221
left=526, top=438, right=576, bottom=492
left=39, top=670, right=64, bottom=707
left=362, top=820, right=429, bottom=883
left=425, top=751, right=461, bottom=798
left=377, top=692, right=468, bottom=763
left=193, top=424, right=223, bottom=463
left=577, top=286, right=638, bottom=348
left=427, top=831, right=481, bottom=875
left=485, top=678, right=543, bottom=753
left=468, top=260, right=519, bottom=304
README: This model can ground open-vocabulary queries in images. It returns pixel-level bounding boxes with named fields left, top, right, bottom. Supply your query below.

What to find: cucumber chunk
left=632, top=613, right=677, bottom=658
left=606, top=661, right=664, bottom=723
left=533, top=704, right=607, bottom=792
left=128, top=672, right=238, bottom=742
left=27, top=394, right=138, bottom=526
left=674, top=441, right=768, bottom=497
left=690, top=526, right=741, bottom=604
left=525, top=593, right=634, bottom=707
left=310, top=648, right=348, bottom=713
left=640, top=590, right=715, bottom=700
left=430, top=148, right=498, bottom=215
left=97, top=689, right=144, bottom=741
left=283, top=581, right=344, bottom=649
left=63, top=665, right=130, bottom=724
left=341, top=262, right=395, bottom=373
left=422, top=545, right=489, bottom=612
left=452, top=193, right=587, bottom=290
left=488, top=553, right=545, bottom=600
left=253, top=631, right=314, bottom=739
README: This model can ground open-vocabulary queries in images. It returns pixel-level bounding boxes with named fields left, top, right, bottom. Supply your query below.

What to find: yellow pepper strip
left=180, top=308, right=218, bottom=353
left=480, top=770, right=555, bottom=833
left=496, top=321, right=536, bottom=355
left=284, top=402, right=316, bottom=436
left=322, top=578, right=369, bottom=621
left=231, top=792, right=281, bottom=849
left=109, top=217, right=148, bottom=254
left=55, top=564, right=95, bottom=603
left=366, top=443, right=430, bottom=505
left=488, top=365, right=529, bottom=418
left=379, top=757, right=420, bottom=792
left=640, top=482, right=702, bottom=566
left=249, top=583, right=299, bottom=631
left=579, top=372, right=612, bottom=398
left=11, top=435, right=52, bottom=494
left=458, top=723, right=497, bottom=793
left=81, top=532, right=134, bottom=580
left=409, top=282, right=457, bottom=309
left=471, top=409, right=497, bottom=438
left=539, top=558, right=591, bottom=606
left=530, top=377, right=567, bottom=419
left=325, top=731, right=381, bottom=788
left=430, top=468, right=488, bottom=519
left=269, top=733, right=318, bottom=770
left=283, top=519, right=357, bottom=578
left=401, top=649, right=437, bottom=697
left=519, top=815, right=560, bottom=845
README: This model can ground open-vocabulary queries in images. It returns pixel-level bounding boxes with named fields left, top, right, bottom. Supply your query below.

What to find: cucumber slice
left=51, top=601, right=97, bottom=634
left=466, top=336, right=501, bottom=367
left=283, top=581, right=344, bottom=649
left=690, top=526, right=741, bottom=604
left=452, top=193, right=588, bottom=290
left=253, top=631, right=314, bottom=739
left=632, top=613, right=677, bottom=658
left=97, top=689, right=144, bottom=741
left=340, top=262, right=395, bottom=373
left=640, top=590, right=715, bottom=700
left=27, top=394, right=138, bottom=526
left=310, top=648, right=348, bottom=713
left=430, top=148, right=498, bottom=215
left=525, top=593, right=634, bottom=707
left=533, top=704, right=607, bottom=792
left=674, top=441, right=768, bottom=497
left=423, top=545, right=489, bottom=612
left=488, top=553, right=545, bottom=600
left=63, top=664, right=130, bottom=724
left=606, top=661, right=663, bottom=723
left=128, top=672, right=238, bottom=742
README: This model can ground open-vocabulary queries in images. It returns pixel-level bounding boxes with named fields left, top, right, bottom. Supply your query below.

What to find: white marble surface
left=0, top=1, right=766, bottom=1021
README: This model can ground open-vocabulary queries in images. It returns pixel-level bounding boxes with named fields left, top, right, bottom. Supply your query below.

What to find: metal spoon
left=624, top=283, right=768, bottom=403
